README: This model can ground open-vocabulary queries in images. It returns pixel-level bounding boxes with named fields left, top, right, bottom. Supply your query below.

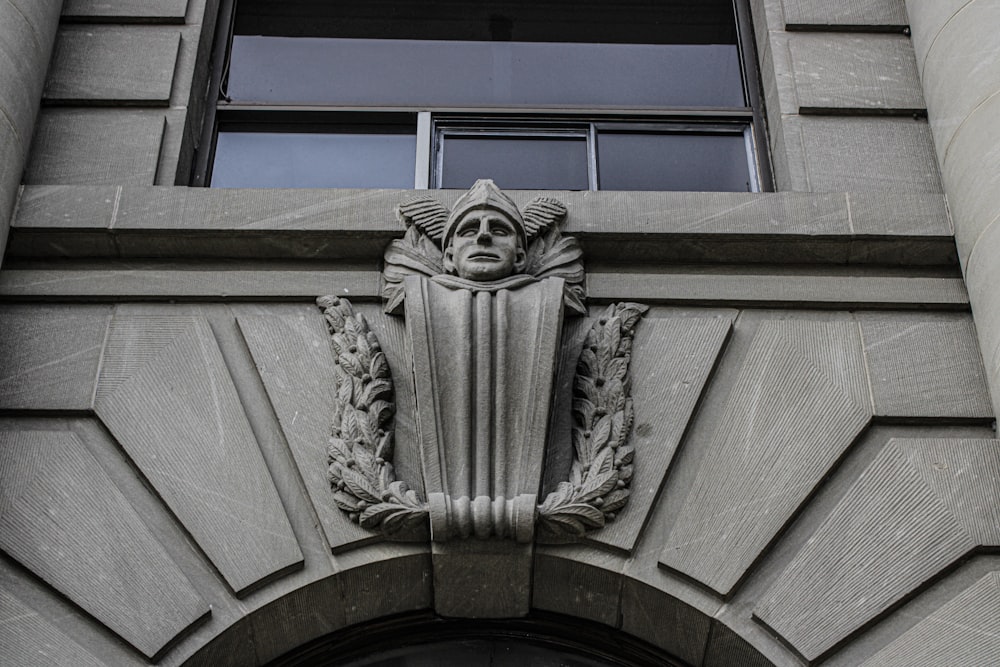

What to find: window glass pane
left=212, top=131, right=416, bottom=188
left=597, top=131, right=751, bottom=192
left=228, top=37, right=744, bottom=108
left=439, top=135, right=589, bottom=190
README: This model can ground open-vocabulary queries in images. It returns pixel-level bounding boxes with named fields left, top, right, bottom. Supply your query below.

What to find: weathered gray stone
left=589, top=315, right=732, bottom=553
left=532, top=545, right=625, bottom=627
left=94, top=314, right=304, bottom=595
left=861, top=571, right=1000, bottom=666
left=335, top=545, right=433, bottom=627
left=44, top=27, right=180, bottom=105
left=0, top=430, right=208, bottom=659
left=793, top=116, right=942, bottom=192
left=789, top=34, right=924, bottom=112
left=25, top=110, right=165, bottom=186
left=782, top=0, right=908, bottom=28
left=919, top=1, right=1000, bottom=160
left=704, top=621, right=777, bottom=667
left=661, top=320, right=871, bottom=596
left=755, top=438, right=1000, bottom=661
left=859, top=313, right=993, bottom=419
left=847, top=192, right=950, bottom=237
left=0, top=268, right=382, bottom=300
left=432, top=540, right=533, bottom=617
left=0, top=582, right=126, bottom=667
left=0, top=305, right=109, bottom=410
left=237, top=311, right=374, bottom=552
left=965, top=219, right=1000, bottom=420
left=62, top=0, right=189, bottom=23
left=620, top=578, right=713, bottom=666
left=905, top=0, right=974, bottom=69
left=586, top=270, right=968, bottom=308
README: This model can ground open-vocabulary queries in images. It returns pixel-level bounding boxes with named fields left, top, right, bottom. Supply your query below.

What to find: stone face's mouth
left=467, top=251, right=501, bottom=260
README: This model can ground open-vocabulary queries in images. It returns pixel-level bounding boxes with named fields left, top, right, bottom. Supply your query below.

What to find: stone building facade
left=1, top=0, right=998, bottom=665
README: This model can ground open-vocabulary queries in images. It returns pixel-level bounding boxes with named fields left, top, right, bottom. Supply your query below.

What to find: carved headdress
left=382, top=179, right=586, bottom=315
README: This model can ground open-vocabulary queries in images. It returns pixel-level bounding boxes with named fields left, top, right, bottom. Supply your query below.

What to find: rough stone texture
left=532, top=546, right=625, bottom=627
left=5, top=187, right=954, bottom=265
left=588, top=316, right=732, bottom=553
left=586, top=271, right=968, bottom=308
left=789, top=33, right=923, bottom=112
left=0, top=0, right=61, bottom=263
left=237, top=311, right=374, bottom=551
left=0, top=430, right=208, bottom=659
left=906, top=0, right=1000, bottom=419
left=861, top=571, right=1000, bottom=666
left=793, top=116, right=942, bottom=192
left=0, top=268, right=382, bottom=300
left=661, top=320, right=871, bottom=596
left=620, top=578, right=713, bottom=666
left=62, top=0, right=190, bottom=23
left=781, top=0, right=908, bottom=28
left=432, top=541, right=533, bottom=618
left=44, top=27, right=181, bottom=105
left=859, top=313, right=993, bottom=419
left=94, top=314, right=303, bottom=595
left=25, top=110, right=166, bottom=186
left=0, top=305, right=110, bottom=410
left=0, top=581, right=128, bottom=667
left=755, top=438, right=1000, bottom=661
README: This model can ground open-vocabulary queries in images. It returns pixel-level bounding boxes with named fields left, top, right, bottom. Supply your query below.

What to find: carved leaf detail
left=317, top=295, right=429, bottom=540
left=537, top=302, right=647, bottom=542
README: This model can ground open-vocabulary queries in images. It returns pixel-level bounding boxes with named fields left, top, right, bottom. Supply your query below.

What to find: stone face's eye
left=491, top=223, right=511, bottom=236
left=457, top=220, right=480, bottom=237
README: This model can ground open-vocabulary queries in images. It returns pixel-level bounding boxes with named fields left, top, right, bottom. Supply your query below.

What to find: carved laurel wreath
left=318, top=196, right=646, bottom=542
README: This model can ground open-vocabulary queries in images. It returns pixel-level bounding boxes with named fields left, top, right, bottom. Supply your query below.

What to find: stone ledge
left=8, top=186, right=956, bottom=266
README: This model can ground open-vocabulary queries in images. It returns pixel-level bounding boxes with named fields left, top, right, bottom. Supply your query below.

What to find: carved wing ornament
left=318, top=180, right=645, bottom=544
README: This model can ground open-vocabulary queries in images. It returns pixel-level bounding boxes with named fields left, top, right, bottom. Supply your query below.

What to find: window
left=194, top=0, right=769, bottom=192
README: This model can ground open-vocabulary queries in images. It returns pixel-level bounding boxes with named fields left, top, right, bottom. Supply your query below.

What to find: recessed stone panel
left=45, top=27, right=180, bottom=104
left=0, top=430, right=207, bottom=659
left=861, top=572, right=1000, bottom=667
left=94, top=315, right=303, bottom=595
left=755, top=438, right=1000, bottom=661
left=859, top=314, right=993, bottom=419
left=782, top=0, right=908, bottom=28
left=661, top=320, right=871, bottom=596
left=588, top=316, right=732, bottom=553
left=794, top=116, right=942, bottom=192
left=237, top=311, right=373, bottom=551
left=789, top=33, right=923, bottom=112
left=0, top=305, right=110, bottom=410
left=25, top=110, right=164, bottom=186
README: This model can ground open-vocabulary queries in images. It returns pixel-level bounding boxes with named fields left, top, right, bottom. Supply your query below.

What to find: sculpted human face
left=444, top=210, right=526, bottom=281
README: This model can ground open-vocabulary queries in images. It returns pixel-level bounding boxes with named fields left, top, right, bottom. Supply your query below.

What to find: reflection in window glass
left=439, top=135, right=589, bottom=190
left=228, top=37, right=744, bottom=108
left=597, top=132, right=752, bottom=192
left=211, top=131, right=416, bottom=188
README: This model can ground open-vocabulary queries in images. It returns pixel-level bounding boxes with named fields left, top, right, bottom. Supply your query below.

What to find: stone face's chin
left=455, top=252, right=514, bottom=281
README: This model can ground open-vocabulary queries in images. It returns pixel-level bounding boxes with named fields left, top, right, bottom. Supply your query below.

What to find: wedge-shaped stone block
left=237, top=312, right=372, bottom=551
left=62, top=0, right=189, bottom=23
left=794, top=116, right=942, bottom=193
left=589, top=316, right=732, bottom=552
left=789, top=34, right=923, bottom=112
left=25, top=110, right=164, bottom=186
left=0, top=578, right=124, bottom=667
left=755, top=438, right=1000, bottom=661
left=861, top=571, right=1000, bottom=666
left=859, top=314, right=993, bottom=419
left=661, top=320, right=871, bottom=595
left=0, top=305, right=109, bottom=410
left=94, top=315, right=303, bottom=595
left=0, top=430, right=207, bottom=659
left=45, top=27, right=180, bottom=104
left=782, top=0, right=908, bottom=28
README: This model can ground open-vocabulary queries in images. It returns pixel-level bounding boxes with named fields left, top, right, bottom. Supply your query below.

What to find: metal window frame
left=191, top=0, right=773, bottom=192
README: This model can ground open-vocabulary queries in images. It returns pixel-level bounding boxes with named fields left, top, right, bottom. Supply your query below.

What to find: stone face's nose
left=476, top=220, right=493, bottom=244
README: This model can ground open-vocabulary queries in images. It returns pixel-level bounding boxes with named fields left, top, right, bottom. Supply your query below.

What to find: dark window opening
left=194, top=0, right=770, bottom=191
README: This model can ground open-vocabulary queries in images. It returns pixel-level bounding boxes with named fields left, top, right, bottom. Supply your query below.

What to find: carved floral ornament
left=317, top=180, right=646, bottom=544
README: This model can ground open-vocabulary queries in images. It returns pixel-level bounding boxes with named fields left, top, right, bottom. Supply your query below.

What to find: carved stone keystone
left=317, top=180, right=646, bottom=614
